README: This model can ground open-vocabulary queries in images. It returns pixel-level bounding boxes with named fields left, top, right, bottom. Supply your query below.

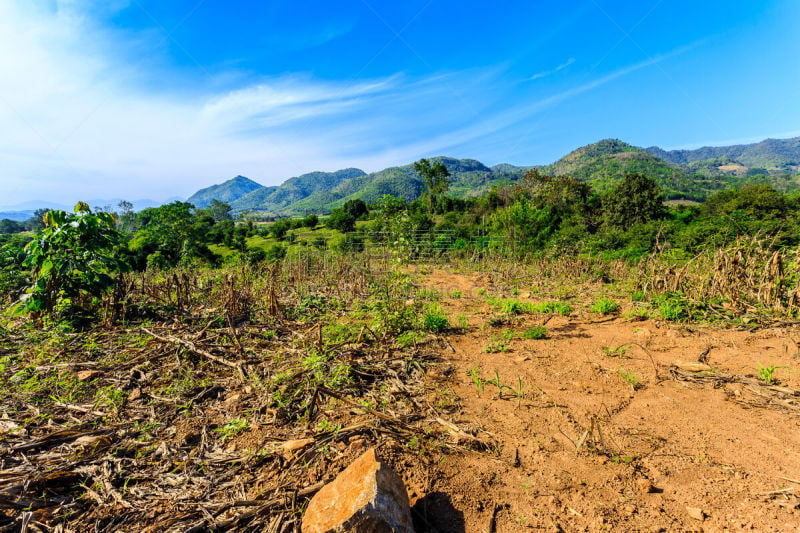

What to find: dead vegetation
left=2, top=249, right=800, bottom=531
left=0, top=256, right=484, bottom=532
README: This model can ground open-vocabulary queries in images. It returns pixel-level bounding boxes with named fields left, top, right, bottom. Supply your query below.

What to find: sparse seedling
left=467, top=364, right=485, bottom=394
left=757, top=362, right=784, bottom=385
left=486, top=370, right=503, bottom=392
left=618, top=369, right=641, bottom=390
left=484, top=341, right=508, bottom=353
left=450, top=290, right=462, bottom=299
left=602, top=345, right=627, bottom=357
left=215, top=418, right=250, bottom=441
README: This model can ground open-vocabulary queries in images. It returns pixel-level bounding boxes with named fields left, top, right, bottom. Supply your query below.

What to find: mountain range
left=187, top=136, right=800, bottom=216
left=7, top=136, right=799, bottom=221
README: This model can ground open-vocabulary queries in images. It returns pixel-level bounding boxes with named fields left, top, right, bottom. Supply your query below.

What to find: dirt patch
left=420, top=268, right=800, bottom=531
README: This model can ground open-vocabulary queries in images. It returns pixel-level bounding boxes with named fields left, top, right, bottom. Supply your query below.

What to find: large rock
left=302, top=448, right=415, bottom=533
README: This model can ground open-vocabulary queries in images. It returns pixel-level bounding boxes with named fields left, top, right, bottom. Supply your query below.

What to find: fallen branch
left=142, top=327, right=247, bottom=380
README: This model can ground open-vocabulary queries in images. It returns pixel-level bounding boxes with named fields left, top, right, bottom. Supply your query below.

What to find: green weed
left=521, top=326, right=547, bottom=340
left=423, top=304, right=449, bottom=332
left=618, top=369, right=641, bottom=390
left=602, top=345, right=627, bottom=357
left=757, top=362, right=785, bottom=385
left=591, top=298, right=619, bottom=315
left=215, top=418, right=250, bottom=441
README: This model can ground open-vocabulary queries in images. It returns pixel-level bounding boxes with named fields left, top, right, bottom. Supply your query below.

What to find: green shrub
left=655, top=293, right=688, bottom=321
left=591, top=298, right=619, bottom=315
left=521, top=326, right=547, bottom=339
left=423, top=305, right=449, bottom=332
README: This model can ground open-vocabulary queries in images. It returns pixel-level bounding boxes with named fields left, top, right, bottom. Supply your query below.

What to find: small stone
left=302, top=448, right=415, bottom=533
left=686, top=506, right=705, bottom=521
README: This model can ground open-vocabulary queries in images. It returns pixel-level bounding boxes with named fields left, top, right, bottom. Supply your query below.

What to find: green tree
left=302, top=214, right=319, bottom=229
left=206, top=199, right=233, bottom=222
left=342, top=199, right=368, bottom=219
left=26, top=208, right=51, bottom=232
left=414, top=158, right=451, bottom=213
left=129, top=202, right=215, bottom=268
left=19, top=202, right=129, bottom=318
left=601, top=173, right=664, bottom=229
left=326, top=208, right=356, bottom=233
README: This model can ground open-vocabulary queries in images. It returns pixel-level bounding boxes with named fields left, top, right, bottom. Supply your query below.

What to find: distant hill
left=184, top=136, right=800, bottom=216
left=543, top=139, right=715, bottom=199
left=231, top=168, right=366, bottom=214
left=646, top=137, right=800, bottom=175
left=187, top=176, right=263, bottom=208
left=205, top=159, right=530, bottom=216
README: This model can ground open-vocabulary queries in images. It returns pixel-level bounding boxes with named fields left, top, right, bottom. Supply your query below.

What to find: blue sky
left=1, top=0, right=798, bottom=205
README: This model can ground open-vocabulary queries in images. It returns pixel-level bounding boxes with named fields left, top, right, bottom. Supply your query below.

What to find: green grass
left=591, top=298, right=620, bottom=314
left=423, top=305, right=449, bottom=332
left=521, top=326, right=547, bottom=339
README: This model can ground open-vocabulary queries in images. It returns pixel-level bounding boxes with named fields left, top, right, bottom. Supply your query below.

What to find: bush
left=264, top=243, right=287, bottom=262
left=591, top=298, right=619, bottom=314
left=423, top=305, right=449, bottom=332
left=18, top=203, right=129, bottom=319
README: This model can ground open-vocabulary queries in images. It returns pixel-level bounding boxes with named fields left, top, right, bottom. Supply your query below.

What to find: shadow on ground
left=412, top=492, right=465, bottom=533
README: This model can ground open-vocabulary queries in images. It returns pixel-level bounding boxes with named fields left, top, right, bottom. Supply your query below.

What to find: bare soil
left=2, top=264, right=800, bottom=532
left=413, top=268, right=800, bottom=532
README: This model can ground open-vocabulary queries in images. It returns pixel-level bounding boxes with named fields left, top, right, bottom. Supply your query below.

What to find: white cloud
left=529, top=57, right=576, bottom=81
left=0, top=1, right=505, bottom=204
left=0, top=1, right=704, bottom=206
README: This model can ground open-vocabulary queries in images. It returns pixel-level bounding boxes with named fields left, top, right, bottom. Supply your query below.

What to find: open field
left=1, top=256, right=799, bottom=531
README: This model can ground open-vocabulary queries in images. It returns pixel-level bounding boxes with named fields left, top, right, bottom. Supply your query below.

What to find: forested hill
left=187, top=176, right=263, bottom=208
left=543, top=139, right=694, bottom=197
left=645, top=136, right=800, bottom=176
left=186, top=136, right=800, bottom=216
left=225, top=158, right=530, bottom=216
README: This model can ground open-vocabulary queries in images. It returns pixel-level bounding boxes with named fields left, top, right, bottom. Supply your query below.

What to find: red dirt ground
left=410, top=268, right=800, bottom=532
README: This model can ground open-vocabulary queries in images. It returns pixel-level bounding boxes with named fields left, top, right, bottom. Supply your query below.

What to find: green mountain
left=230, top=168, right=366, bottom=214
left=224, top=158, right=529, bottom=216
left=543, top=139, right=708, bottom=198
left=646, top=137, right=800, bottom=175
left=187, top=176, right=263, bottom=208
left=186, top=136, right=800, bottom=216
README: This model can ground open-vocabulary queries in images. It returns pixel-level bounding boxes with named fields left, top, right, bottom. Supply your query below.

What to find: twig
left=142, top=328, right=247, bottom=380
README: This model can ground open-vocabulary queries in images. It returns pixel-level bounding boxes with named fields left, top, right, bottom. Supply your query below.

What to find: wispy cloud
left=0, top=1, right=704, bottom=205
left=529, top=57, right=576, bottom=81
left=0, top=1, right=495, bottom=203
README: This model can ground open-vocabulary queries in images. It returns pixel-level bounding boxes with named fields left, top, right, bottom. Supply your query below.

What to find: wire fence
left=276, top=229, right=520, bottom=275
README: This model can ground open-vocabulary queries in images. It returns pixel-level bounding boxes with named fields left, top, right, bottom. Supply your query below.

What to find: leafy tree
left=129, top=201, right=216, bottom=268
left=0, top=219, right=25, bottom=234
left=601, top=173, right=665, bottom=229
left=0, top=236, right=29, bottom=302
left=206, top=199, right=233, bottom=222
left=116, top=200, right=136, bottom=233
left=18, top=202, right=129, bottom=319
left=27, top=208, right=51, bottom=232
left=269, top=219, right=291, bottom=240
left=342, top=199, right=368, bottom=220
left=326, top=208, right=356, bottom=233
left=302, top=214, right=319, bottom=229
left=414, top=158, right=451, bottom=213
